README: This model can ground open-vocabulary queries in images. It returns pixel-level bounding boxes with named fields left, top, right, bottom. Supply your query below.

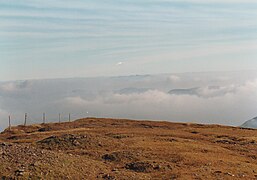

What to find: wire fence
left=6, top=112, right=90, bottom=131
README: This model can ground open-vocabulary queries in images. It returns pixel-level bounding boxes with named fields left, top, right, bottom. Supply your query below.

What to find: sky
left=0, top=0, right=257, bottom=81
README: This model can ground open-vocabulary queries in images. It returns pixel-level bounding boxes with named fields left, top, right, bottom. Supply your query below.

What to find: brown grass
left=0, top=117, right=257, bottom=179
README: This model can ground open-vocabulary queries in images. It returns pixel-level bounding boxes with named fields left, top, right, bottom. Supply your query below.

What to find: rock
left=38, top=126, right=52, bottom=132
left=214, top=170, right=222, bottom=174
left=225, top=172, right=235, bottom=177
left=153, top=165, right=161, bottom=170
left=102, top=153, right=118, bottom=162
left=0, top=142, right=7, bottom=147
left=170, top=174, right=179, bottom=179
left=102, top=174, right=115, bottom=180
left=111, top=169, right=118, bottom=172
left=36, top=134, right=97, bottom=150
left=125, top=162, right=153, bottom=173
left=15, top=169, right=24, bottom=176
left=72, top=140, right=80, bottom=146
left=191, top=131, right=199, bottom=134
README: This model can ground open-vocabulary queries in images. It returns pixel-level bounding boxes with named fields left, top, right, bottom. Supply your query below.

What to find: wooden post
left=43, top=113, right=46, bottom=124
left=69, top=113, right=71, bottom=122
left=59, top=113, right=61, bottom=123
left=8, top=115, right=11, bottom=131
left=24, top=113, right=27, bottom=126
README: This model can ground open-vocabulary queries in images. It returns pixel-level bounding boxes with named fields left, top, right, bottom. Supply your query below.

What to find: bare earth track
left=0, top=118, right=257, bottom=179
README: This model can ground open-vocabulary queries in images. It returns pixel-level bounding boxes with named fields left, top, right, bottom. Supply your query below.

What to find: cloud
left=0, top=72, right=257, bottom=130
left=0, top=108, right=9, bottom=129
left=0, top=81, right=31, bottom=93
left=61, top=96, right=88, bottom=107
left=116, top=62, right=124, bottom=66
left=0, top=83, right=17, bottom=92
left=55, top=78, right=257, bottom=126
left=168, top=75, right=181, bottom=83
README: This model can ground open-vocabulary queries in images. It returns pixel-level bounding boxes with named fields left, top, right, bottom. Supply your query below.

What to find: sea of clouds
left=0, top=70, right=257, bottom=130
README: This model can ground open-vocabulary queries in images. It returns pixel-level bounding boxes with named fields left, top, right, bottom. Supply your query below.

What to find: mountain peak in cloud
left=116, top=87, right=152, bottom=95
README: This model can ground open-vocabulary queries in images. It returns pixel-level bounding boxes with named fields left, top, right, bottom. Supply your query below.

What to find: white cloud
left=193, top=85, right=237, bottom=98
left=55, top=78, right=257, bottom=126
left=0, top=83, right=17, bottom=92
left=0, top=108, right=9, bottom=129
left=0, top=72, right=257, bottom=130
left=116, top=62, right=124, bottom=66
left=168, top=75, right=181, bottom=83
left=0, top=81, right=31, bottom=94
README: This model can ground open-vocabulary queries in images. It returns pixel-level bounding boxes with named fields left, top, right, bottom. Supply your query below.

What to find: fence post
left=24, top=113, right=27, bottom=126
left=59, top=113, right=61, bottom=123
left=69, top=113, right=71, bottom=122
left=43, top=113, right=46, bottom=124
left=8, top=115, right=11, bottom=131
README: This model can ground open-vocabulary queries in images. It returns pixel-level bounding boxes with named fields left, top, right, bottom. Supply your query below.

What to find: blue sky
left=1, top=0, right=257, bottom=81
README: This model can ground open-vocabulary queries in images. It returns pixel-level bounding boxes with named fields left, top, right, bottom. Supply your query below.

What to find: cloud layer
left=0, top=71, right=257, bottom=130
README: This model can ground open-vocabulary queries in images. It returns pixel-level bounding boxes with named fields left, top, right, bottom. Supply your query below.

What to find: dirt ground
left=0, top=117, right=257, bottom=179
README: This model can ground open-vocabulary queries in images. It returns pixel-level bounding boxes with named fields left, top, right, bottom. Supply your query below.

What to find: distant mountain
left=168, top=86, right=235, bottom=98
left=116, top=87, right=152, bottom=94
left=168, top=88, right=199, bottom=96
left=241, top=117, right=257, bottom=129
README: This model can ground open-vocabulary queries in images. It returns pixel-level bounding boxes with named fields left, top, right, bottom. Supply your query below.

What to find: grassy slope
left=0, top=117, right=257, bottom=179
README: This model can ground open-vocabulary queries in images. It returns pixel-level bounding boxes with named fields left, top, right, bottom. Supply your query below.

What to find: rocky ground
left=0, top=118, right=257, bottom=179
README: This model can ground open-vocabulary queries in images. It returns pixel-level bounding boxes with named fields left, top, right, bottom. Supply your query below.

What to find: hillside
left=0, top=118, right=257, bottom=179
left=241, top=117, right=257, bottom=129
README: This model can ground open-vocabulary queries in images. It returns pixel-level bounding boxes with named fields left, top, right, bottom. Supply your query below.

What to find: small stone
left=15, top=169, right=24, bottom=176
left=154, top=165, right=161, bottom=170
left=226, top=172, right=235, bottom=177
left=102, top=174, right=115, bottom=180
left=0, top=143, right=7, bottom=146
